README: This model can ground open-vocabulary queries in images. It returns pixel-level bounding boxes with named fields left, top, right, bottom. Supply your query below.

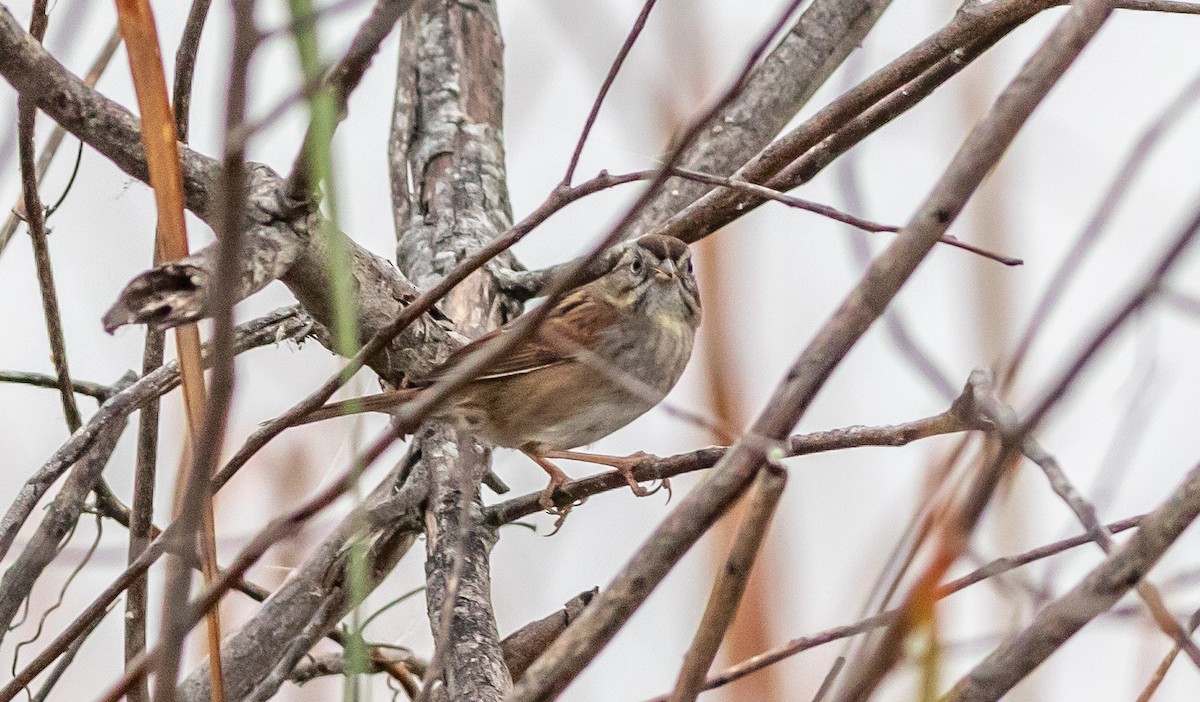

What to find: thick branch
left=627, top=0, right=894, bottom=236
left=395, top=2, right=515, bottom=700
left=0, top=7, right=455, bottom=384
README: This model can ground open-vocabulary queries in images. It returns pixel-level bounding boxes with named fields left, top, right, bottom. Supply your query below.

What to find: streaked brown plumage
left=301, top=234, right=701, bottom=514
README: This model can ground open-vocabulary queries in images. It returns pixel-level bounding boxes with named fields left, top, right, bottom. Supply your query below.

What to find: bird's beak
left=653, top=259, right=677, bottom=280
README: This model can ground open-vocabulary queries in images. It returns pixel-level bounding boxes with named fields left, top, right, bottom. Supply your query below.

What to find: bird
left=299, top=234, right=701, bottom=519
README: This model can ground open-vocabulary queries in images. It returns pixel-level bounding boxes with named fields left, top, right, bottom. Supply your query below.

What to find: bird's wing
left=428, top=288, right=619, bottom=382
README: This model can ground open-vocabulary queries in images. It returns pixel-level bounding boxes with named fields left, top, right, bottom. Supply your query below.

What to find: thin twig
left=971, top=382, right=1200, bottom=667
left=639, top=514, right=1146, bottom=701
left=944, top=464, right=1200, bottom=702
left=561, top=0, right=658, bottom=186
left=0, top=26, right=121, bottom=256
left=488, top=402, right=972, bottom=527
left=0, top=371, right=112, bottom=401
left=283, top=0, right=416, bottom=205
left=1134, top=608, right=1200, bottom=702
left=669, top=166, right=1021, bottom=265
left=18, top=0, right=81, bottom=437
left=172, top=0, right=211, bottom=144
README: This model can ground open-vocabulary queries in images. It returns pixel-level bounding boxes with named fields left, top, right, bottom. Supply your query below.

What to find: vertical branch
left=126, top=331, right=163, bottom=702
left=172, top=0, right=212, bottom=138
left=18, top=0, right=82, bottom=435
left=560, top=0, right=659, bottom=187
left=419, top=429, right=509, bottom=702
left=393, top=0, right=516, bottom=698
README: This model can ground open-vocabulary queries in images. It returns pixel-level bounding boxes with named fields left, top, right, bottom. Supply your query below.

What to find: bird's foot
left=541, top=449, right=669, bottom=502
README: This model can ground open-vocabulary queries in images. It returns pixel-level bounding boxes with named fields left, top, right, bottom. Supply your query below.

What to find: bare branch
left=18, top=0, right=81, bottom=439
left=651, top=0, right=1200, bottom=247
left=0, top=375, right=132, bottom=637
left=640, top=514, right=1146, bottom=701
left=944, top=464, right=1200, bottom=702
left=971, top=378, right=1200, bottom=666
left=627, top=0, right=895, bottom=237
left=0, top=371, right=112, bottom=401
left=0, top=307, right=312, bottom=565
left=284, top=0, right=417, bottom=205
left=488, top=401, right=972, bottom=526
left=501, top=590, right=598, bottom=682
left=668, top=466, right=787, bottom=702
left=560, top=0, right=659, bottom=186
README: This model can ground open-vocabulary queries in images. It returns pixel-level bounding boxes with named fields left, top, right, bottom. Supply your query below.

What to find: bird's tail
left=296, top=387, right=422, bottom=426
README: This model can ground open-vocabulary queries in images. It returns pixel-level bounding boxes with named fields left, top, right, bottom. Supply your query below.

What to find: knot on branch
left=102, top=262, right=208, bottom=333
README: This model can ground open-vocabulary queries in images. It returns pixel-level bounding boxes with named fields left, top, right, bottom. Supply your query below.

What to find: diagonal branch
left=944, top=464, right=1200, bottom=702
left=0, top=374, right=134, bottom=639
left=626, top=0, right=895, bottom=237
left=640, top=514, right=1147, bottom=701
left=650, top=0, right=1200, bottom=247
left=284, top=0, right=417, bottom=205
left=668, top=465, right=787, bottom=702
left=508, top=0, right=1116, bottom=693
left=0, top=307, right=312, bottom=565
left=970, top=380, right=1200, bottom=667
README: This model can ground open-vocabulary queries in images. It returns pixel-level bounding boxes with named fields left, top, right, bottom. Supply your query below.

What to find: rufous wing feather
left=429, top=288, right=620, bottom=381
left=296, top=289, right=618, bottom=427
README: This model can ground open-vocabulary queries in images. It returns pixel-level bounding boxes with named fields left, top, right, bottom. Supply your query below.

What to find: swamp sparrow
left=301, top=234, right=701, bottom=514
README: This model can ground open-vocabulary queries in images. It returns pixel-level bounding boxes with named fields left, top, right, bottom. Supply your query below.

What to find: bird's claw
left=539, top=482, right=585, bottom=536
left=615, top=451, right=665, bottom=500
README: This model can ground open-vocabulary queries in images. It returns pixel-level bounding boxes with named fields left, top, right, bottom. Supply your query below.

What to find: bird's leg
left=521, top=450, right=585, bottom=534
left=539, top=450, right=668, bottom=501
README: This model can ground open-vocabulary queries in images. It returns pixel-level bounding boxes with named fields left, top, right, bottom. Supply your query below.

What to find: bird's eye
left=630, top=258, right=643, bottom=274
left=686, top=258, right=693, bottom=273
